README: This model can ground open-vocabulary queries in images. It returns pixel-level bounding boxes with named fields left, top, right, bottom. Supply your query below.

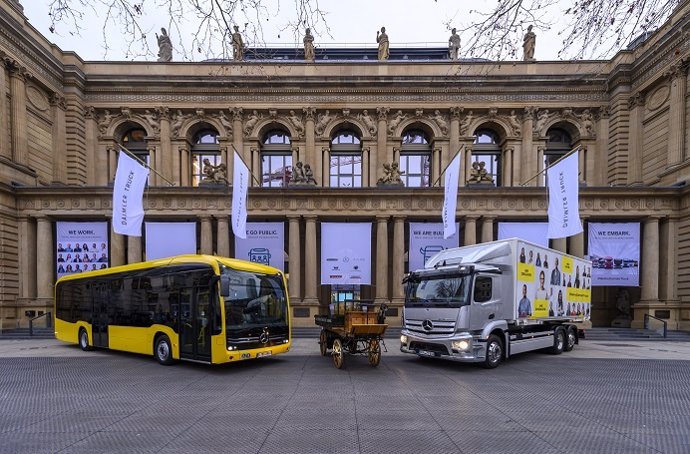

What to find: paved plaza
left=1, top=338, right=689, bottom=454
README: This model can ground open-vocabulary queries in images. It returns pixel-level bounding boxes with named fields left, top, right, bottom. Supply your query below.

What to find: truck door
left=470, top=275, right=499, bottom=330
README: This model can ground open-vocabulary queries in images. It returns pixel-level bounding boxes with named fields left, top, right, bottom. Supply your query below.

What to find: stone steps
left=583, top=327, right=690, bottom=342
left=0, top=328, right=55, bottom=340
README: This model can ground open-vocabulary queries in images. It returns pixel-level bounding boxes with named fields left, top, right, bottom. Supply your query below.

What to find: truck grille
left=404, top=318, right=456, bottom=335
left=410, top=342, right=449, bottom=355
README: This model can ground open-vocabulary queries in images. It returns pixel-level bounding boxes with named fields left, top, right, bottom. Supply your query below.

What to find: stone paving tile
left=258, top=428, right=359, bottom=454
left=159, top=428, right=269, bottom=454
left=446, top=430, right=562, bottom=454
left=0, top=431, right=90, bottom=454
left=532, top=430, right=659, bottom=454
left=358, top=429, right=460, bottom=454
left=61, top=430, right=172, bottom=453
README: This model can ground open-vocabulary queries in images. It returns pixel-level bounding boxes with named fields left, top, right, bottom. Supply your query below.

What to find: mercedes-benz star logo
left=259, top=328, right=270, bottom=344
left=422, top=319, right=433, bottom=331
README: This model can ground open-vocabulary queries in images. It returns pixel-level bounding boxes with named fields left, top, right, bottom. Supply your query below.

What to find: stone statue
left=377, top=162, right=405, bottom=186
left=232, top=25, right=244, bottom=61
left=315, top=110, right=332, bottom=136
left=388, top=110, right=407, bottom=134
left=288, top=110, right=305, bottom=137
left=376, top=26, right=389, bottom=61
left=303, top=164, right=316, bottom=184
left=358, top=110, right=377, bottom=135
left=535, top=109, right=549, bottom=135
left=523, top=25, right=536, bottom=61
left=467, top=161, right=493, bottom=184
left=156, top=28, right=173, bottom=62
left=303, top=28, right=315, bottom=62
left=459, top=110, right=474, bottom=135
left=448, top=28, right=460, bottom=60
left=611, top=288, right=632, bottom=328
left=201, top=158, right=228, bottom=184
left=430, top=110, right=448, bottom=135
left=580, top=109, right=594, bottom=136
left=244, top=110, right=261, bottom=136
left=289, top=161, right=317, bottom=185
left=508, top=110, right=522, bottom=136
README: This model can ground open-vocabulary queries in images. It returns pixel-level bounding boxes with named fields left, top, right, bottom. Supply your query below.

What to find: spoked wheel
left=319, top=330, right=328, bottom=356
left=368, top=339, right=381, bottom=367
left=332, top=338, right=345, bottom=369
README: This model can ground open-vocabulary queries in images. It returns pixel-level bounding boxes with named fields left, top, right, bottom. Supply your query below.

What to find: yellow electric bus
left=54, top=254, right=291, bottom=365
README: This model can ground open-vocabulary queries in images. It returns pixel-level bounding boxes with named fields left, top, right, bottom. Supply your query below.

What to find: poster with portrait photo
left=56, top=221, right=109, bottom=279
left=408, top=222, right=459, bottom=272
left=588, top=222, right=640, bottom=287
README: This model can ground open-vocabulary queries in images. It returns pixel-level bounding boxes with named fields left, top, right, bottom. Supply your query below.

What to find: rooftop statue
left=304, top=28, right=315, bottom=62
left=448, top=28, right=460, bottom=60
left=232, top=25, right=244, bottom=61
left=376, top=26, right=389, bottom=61
left=156, top=27, right=173, bottom=62
left=523, top=25, right=536, bottom=61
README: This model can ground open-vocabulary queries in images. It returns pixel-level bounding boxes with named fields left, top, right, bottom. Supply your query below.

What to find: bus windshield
left=405, top=275, right=471, bottom=308
left=222, top=268, right=288, bottom=333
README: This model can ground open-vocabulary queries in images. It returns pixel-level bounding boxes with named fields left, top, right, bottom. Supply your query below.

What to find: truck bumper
left=399, top=329, right=486, bottom=363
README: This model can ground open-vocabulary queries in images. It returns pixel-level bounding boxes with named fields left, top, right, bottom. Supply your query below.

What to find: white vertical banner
left=547, top=150, right=583, bottom=239
left=112, top=151, right=149, bottom=236
left=56, top=222, right=109, bottom=278
left=235, top=222, right=285, bottom=271
left=588, top=222, right=640, bottom=287
left=145, top=222, right=197, bottom=260
left=442, top=152, right=461, bottom=239
left=498, top=222, right=549, bottom=248
left=409, top=222, right=460, bottom=272
left=232, top=150, right=249, bottom=239
left=321, top=223, right=371, bottom=285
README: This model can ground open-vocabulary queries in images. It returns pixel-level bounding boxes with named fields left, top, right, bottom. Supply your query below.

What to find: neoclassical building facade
left=1, top=0, right=689, bottom=329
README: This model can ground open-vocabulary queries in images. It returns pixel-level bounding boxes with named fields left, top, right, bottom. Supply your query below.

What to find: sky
left=20, top=0, right=572, bottom=61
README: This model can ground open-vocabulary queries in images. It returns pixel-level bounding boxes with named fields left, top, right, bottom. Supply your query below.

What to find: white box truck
left=400, top=238, right=592, bottom=368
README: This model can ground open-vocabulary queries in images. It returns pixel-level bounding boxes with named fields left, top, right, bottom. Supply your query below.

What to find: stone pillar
left=127, top=236, right=142, bottom=264
left=521, top=107, right=536, bottom=186
left=551, top=238, right=567, bottom=253
left=8, top=61, right=29, bottom=166
left=0, top=60, right=8, bottom=159
left=36, top=218, right=53, bottom=299
left=216, top=216, right=230, bottom=256
left=375, top=107, right=388, bottom=184
left=464, top=216, right=477, bottom=246
left=569, top=221, right=585, bottom=257
left=627, top=94, right=644, bottom=185
left=18, top=217, right=36, bottom=299
left=148, top=145, right=159, bottom=186
left=511, top=144, right=521, bottom=187
left=362, top=146, right=370, bottom=187
left=304, top=107, right=316, bottom=183
left=640, top=217, right=660, bottom=303
left=51, top=95, right=68, bottom=184
left=288, top=215, right=301, bottom=302
left=303, top=216, right=318, bottom=304
left=158, top=107, right=173, bottom=183
left=481, top=216, right=494, bottom=243
left=111, top=232, right=125, bottom=266
left=464, top=146, right=473, bottom=186
left=448, top=107, right=461, bottom=179
left=503, top=147, right=513, bottom=186
left=392, top=216, right=405, bottom=301
left=180, top=146, right=190, bottom=186
left=666, top=63, right=687, bottom=168
left=231, top=108, right=244, bottom=176
left=108, top=145, right=118, bottom=183
left=375, top=216, right=389, bottom=302
left=595, top=107, right=610, bottom=186
left=200, top=217, right=213, bottom=255
left=536, top=146, right=545, bottom=186
left=321, top=147, right=330, bottom=188
left=660, top=217, right=678, bottom=303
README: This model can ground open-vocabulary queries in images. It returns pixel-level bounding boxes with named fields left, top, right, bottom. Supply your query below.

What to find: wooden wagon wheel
left=332, top=338, right=345, bottom=369
left=319, top=329, right=328, bottom=356
left=368, top=339, right=381, bottom=367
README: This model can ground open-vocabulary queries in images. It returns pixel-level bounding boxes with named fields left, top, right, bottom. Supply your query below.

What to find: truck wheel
left=79, top=328, right=93, bottom=351
left=564, top=326, right=576, bottom=352
left=550, top=328, right=565, bottom=355
left=482, top=335, right=503, bottom=369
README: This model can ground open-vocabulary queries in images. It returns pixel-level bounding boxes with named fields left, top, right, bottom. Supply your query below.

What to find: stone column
left=521, top=107, right=536, bottom=186
left=627, top=94, right=644, bottom=185
left=148, top=145, right=159, bottom=186
left=216, top=216, right=230, bottom=256
left=179, top=146, right=190, bottom=186
left=464, top=216, right=477, bottom=246
left=303, top=107, right=316, bottom=182
left=640, top=217, right=660, bottom=303
left=8, top=61, right=29, bottom=166
left=375, top=216, right=389, bottom=302
left=158, top=107, right=173, bottom=183
left=375, top=107, right=388, bottom=184
left=392, top=216, right=405, bottom=301
left=200, top=217, right=213, bottom=255
left=552, top=237, right=567, bottom=253
left=108, top=145, right=118, bottom=183
left=660, top=217, right=678, bottom=303
left=448, top=107, right=461, bottom=179
left=231, top=108, right=244, bottom=176
left=36, top=218, right=53, bottom=299
left=127, top=236, right=142, bottom=264
left=362, top=147, right=370, bottom=187
left=0, top=60, right=8, bottom=159
left=511, top=144, right=521, bottom=187
left=536, top=146, right=545, bottom=186
left=321, top=147, right=330, bottom=188
left=288, top=215, right=301, bottom=302
left=503, top=147, right=513, bottom=186
left=51, top=95, right=68, bottom=184
left=303, top=216, right=318, bottom=304
left=569, top=221, right=585, bottom=257
left=595, top=107, right=610, bottom=186
left=111, top=232, right=126, bottom=266
left=464, top=146, right=473, bottom=185
left=481, top=216, right=495, bottom=243
left=18, top=217, right=36, bottom=299
left=666, top=63, right=687, bottom=168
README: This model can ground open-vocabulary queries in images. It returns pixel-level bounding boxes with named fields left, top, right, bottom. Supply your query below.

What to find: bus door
left=178, top=286, right=211, bottom=361
left=92, top=282, right=110, bottom=348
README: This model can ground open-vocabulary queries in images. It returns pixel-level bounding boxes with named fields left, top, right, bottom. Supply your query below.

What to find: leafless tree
left=455, top=0, right=683, bottom=60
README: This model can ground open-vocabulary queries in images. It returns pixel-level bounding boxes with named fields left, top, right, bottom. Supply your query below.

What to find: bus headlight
left=400, top=335, right=408, bottom=345
left=452, top=340, right=470, bottom=351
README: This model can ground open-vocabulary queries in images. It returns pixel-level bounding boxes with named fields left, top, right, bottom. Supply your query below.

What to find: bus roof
left=55, top=254, right=282, bottom=285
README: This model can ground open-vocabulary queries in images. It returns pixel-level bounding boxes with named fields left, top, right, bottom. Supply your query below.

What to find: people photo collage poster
left=588, top=222, right=640, bottom=287
left=234, top=222, right=285, bottom=271
left=408, top=222, right=459, bottom=272
left=56, top=222, right=109, bottom=278
left=516, top=242, right=591, bottom=321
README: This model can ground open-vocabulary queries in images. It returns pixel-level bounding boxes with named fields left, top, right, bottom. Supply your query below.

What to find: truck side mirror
left=220, top=275, right=231, bottom=297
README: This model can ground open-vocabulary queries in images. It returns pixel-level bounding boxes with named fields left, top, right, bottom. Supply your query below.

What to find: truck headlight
left=452, top=340, right=470, bottom=351
left=400, top=335, right=408, bottom=345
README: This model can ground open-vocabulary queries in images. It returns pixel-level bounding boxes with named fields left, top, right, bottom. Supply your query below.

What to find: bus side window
left=474, top=276, right=492, bottom=303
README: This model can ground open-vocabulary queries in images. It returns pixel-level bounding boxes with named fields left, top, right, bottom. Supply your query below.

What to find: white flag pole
left=442, top=151, right=462, bottom=239
left=112, top=151, right=150, bottom=237
left=232, top=150, right=250, bottom=239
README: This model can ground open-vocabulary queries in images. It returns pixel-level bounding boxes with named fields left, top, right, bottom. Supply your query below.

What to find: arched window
left=472, top=129, right=501, bottom=186
left=261, top=129, right=292, bottom=187
left=544, top=128, right=572, bottom=185
left=400, top=129, right=431, bottom=187
left=330, top=129, right=362, bottom=188
left=122, top=128, right=149, bottom=165
left=191, top=129, right=220, bottom=187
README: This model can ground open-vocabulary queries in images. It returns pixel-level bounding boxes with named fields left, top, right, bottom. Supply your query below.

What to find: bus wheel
left=155, top=335, right=174, bottom=366
left=550, top=328, right=565, bottom=355
left=482, top=335, right=503, bottom=369
left=79, top=328, right=93, bottom=351
left=564, top=326, right=576, bottom=352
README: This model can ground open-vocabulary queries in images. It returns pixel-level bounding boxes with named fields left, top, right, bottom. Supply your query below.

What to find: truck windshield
left=405, top=275, right=471, bottom=308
